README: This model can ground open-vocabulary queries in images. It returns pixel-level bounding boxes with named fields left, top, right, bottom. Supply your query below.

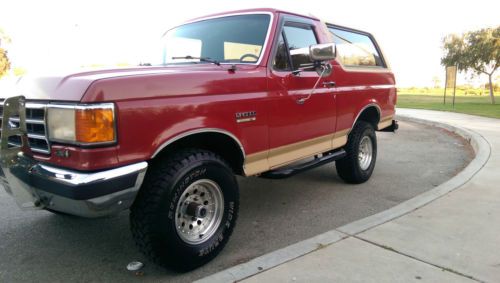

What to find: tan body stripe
left=244, top=131, right=348, bottom=176
left=377, top=115, right=394, bottom=130
left=268, top=134, right=334, bottom=169
left=243, top=114, right=394, bottom=176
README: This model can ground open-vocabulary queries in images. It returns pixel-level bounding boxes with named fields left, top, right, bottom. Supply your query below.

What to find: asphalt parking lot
left=0, top=121, right=473, bottom=282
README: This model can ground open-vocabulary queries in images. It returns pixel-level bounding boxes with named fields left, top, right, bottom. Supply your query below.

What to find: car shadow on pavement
left=1, top=208, right=180, bottom=281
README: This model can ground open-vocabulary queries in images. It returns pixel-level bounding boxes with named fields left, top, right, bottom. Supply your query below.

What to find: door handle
left=322, top=81, right=336, bottom=88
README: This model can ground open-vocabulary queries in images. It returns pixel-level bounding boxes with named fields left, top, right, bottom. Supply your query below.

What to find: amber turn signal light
left=75, top=108, right=115, bottom=143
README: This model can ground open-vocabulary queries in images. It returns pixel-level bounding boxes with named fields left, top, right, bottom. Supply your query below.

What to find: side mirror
left=295, top=43, right=336, bottom=105
left=309, top=43, right=336, bottom=62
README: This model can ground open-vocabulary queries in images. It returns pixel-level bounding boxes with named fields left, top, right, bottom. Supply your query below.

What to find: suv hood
left=4, top=66, right=222, bottom=102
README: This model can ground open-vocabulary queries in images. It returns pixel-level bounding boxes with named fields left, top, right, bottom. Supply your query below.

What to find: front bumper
left=1, top=156, right=147, bottom=218
left=0, top=96, right=148, bottom=218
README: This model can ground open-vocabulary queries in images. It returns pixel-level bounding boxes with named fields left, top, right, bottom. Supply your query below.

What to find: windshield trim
left=163, top=12, right=274, bottom=66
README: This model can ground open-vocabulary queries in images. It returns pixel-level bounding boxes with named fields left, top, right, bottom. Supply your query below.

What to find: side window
left=329, top=27, right=384, bottom=67
left=283, top=24, right=318, bottom=70
left=273, top=32, right=290, bottom=70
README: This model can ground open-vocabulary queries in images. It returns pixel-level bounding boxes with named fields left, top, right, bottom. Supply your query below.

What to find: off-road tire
left=336, top=121, right=377, bottom=184
left=130, top=149, right=239, bottom=272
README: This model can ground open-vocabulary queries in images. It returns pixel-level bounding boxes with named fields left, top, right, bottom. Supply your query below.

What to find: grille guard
left=1, top=96, right=29, bottom=161
left=0, top=96, right=42, bottom=209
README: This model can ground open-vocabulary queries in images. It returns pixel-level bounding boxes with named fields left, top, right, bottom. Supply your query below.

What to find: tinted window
left=163, top=14, right=270, bottom=64
left=283, top=24, right=318, bottom=70
left=329, top=27, right=384, bottom=67
left=273, top=32, right=290, bottom=70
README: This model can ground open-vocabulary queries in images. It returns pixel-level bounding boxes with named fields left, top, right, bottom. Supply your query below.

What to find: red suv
left=0, top=8, right=397, bottom=270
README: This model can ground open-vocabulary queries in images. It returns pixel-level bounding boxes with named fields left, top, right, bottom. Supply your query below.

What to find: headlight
left=47, top=103, right=116, bottom=145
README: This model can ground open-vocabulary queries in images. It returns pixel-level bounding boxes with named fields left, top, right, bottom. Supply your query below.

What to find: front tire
left=130, top=149, right=239, bottom=272
left=336, top=121, right=377, bottom=184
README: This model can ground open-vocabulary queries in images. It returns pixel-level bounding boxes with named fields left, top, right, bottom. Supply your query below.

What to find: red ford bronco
left=0, top=8, right=397, bottom=271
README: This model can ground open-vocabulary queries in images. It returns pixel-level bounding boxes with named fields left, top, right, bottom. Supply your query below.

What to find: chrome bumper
left=0, top=96, right=148, bottom=218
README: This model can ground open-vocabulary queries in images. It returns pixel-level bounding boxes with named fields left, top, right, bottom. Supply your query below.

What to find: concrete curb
left=195, top=115, right=491, bottom=283
left=337, top=114, right=490, bottom=235
left=195, top=230, right=347, bottom=283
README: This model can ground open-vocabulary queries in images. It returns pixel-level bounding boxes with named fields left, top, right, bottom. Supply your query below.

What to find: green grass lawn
left=397, top=94, right=500, bottom=119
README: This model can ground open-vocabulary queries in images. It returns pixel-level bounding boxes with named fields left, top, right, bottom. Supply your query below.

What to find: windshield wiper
left=171, top=56, right=221, bottom=66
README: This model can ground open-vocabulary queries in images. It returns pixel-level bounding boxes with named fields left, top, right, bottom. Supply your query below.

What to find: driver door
left=267, top=19, right=337, bottom=168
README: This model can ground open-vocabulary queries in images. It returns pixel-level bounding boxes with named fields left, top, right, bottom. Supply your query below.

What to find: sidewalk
left=198, top=109, right=499, bottom=282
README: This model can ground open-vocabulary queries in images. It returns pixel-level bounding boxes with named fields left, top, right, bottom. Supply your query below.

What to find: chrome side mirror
left=291, top=43, right=336, bottom=77
left=309, top=43, right=336, bottom=62
left=309, top=43, right=335, bottom=77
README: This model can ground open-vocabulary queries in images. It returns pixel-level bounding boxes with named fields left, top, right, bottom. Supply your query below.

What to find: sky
left=0, top=0, right=499, bottom=87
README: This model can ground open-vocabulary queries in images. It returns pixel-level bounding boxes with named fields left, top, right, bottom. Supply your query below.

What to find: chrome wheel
left=174, top=179, right=224, bottom=244
left=358, top=136, right=373, bottom=170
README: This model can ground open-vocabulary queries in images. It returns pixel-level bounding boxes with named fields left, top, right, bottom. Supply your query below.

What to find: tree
left=441, top=26, right=499, bottom=104
left=0, top=27, right=12, bottom=78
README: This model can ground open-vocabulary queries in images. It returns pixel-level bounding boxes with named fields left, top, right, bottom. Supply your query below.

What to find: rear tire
left=336, top=121, right=377, bottom=184
left=130, top=149, right=239, bottom=272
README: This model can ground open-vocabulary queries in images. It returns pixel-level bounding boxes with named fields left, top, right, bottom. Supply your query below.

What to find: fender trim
left=151, top=128, right=245, bottom=159
left=349, top=103, right=381, bottom=134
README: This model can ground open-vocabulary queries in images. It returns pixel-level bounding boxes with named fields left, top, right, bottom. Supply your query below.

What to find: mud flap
left=379, top=120, right=399, bottom=132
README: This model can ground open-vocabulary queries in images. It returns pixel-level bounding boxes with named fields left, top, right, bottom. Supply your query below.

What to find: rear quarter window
left=328, top=27, right=385, bottom=68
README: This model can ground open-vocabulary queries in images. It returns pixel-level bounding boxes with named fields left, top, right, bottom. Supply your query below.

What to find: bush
left=0, top=48, right=10, bottom=78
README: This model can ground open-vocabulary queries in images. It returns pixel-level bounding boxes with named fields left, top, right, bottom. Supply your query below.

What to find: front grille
left=0, top=101, right=50, bottom=154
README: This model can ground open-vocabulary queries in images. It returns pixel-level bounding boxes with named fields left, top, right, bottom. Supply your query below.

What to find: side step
left=260, top=149, right=347, bottom=179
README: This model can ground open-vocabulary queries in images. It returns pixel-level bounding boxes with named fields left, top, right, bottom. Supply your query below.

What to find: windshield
left=162, top=14, right=271, bottom=65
